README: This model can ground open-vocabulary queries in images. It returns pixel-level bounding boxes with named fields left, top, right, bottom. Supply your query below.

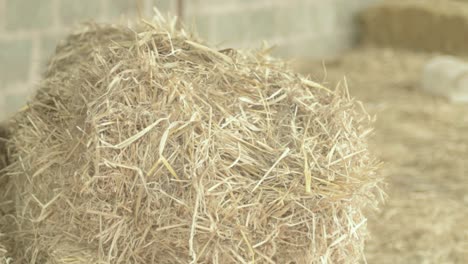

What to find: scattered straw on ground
left=297, top=47, right=468, bottom=263
left=2, top=15, right=381, bottom=264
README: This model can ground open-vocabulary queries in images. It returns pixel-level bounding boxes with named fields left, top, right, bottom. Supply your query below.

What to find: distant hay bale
left=5, top=15, right=382, bottom=263
left=361, top=0, right=468, bottom=55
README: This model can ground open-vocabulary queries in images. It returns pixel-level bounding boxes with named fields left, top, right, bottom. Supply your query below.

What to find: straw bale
left=0, top=124, right=7, bottom=172
left=0, top=125, right=12, bottom=264
left=0, top=238, right=14, bottom=264
left=0, top=242, right=9, bottom=264
left=297, top=48, right=468, bottom=263
left=4, top=15, right=382, bottom=263
left=361, top=0, right=468, bottom=55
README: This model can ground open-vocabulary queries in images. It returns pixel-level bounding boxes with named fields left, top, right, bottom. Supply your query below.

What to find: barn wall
left=0, top=0, right=377, bottom=119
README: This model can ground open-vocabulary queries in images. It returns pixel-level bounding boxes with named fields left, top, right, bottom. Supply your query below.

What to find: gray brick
left=310, top=1, right=338, bottom=35
left=0, top=99, right=5, bottom=121
left=5, top=0, right=54, bottom=31
left=148, top=0, right=173, bottom=13
left=246, top=8, right=277, bottom=41
left=188, top=14, right=214, bottom=42
left=184, top=0, right=206, bottom=15
left=275, top=3, right=312, bottom=37
left=4, top=92, right=28, bottom=114
left=40, top=33, right=65, bottom=68
left=212, top=11, right=249, bottom=45
left=0, top=39, right=32, bottom=86
left=0, top=0, right=6, bottom=31
left=334, top=0, right=362, bottom=27
left=59, top=0, right=103, bottom=26
left=275, top=8, right=294, bottom=37
left=274, top=30, right=355, bottom=60
left=309, top=31, right=355, bottom=59
left=107, top=0, right=139, bottom=18
left=354, top=0, right=380, bottom=9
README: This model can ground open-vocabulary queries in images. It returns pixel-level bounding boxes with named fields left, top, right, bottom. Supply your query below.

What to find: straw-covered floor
left=296, top=48, right=468, bottom=263
left=1, top=15, right=382, bottom=263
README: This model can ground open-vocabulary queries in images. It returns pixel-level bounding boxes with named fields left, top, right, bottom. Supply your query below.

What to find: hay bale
left=0, top=231, right=13, bottom=264
left=0, top=126, right=13, bottom=264
left=0, top=125, right=7, bottom=173
left=0, top=243, right=9, bottom=264
left=0, top=241, right=13, bottom=264
left=5, top=16, right=382, bottom=263
left=361, top=0, right=468, bottom=55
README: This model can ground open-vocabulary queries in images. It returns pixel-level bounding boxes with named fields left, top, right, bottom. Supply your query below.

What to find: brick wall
left=0, top=0, right=378, bottom=120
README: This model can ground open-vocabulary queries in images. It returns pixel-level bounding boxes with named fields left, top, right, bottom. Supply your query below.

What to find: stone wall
left=0, top=0, right=378, bottom=119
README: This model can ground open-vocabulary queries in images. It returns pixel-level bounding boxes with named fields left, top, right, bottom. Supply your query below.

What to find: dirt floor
left=297, top=48, right=468, bottom=263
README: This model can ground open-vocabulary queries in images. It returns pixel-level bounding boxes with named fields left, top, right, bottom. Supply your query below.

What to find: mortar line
left=186, top=0, right=302, bottom=17
left=144, top=0, right=153, bottom=17
left=29, top=32, right=41, bottom=89
left=100, top=0, right=109, bottom=22
left=0, top=0, right=5, bottom=32
left=51, top=0, right=60, bottom=31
